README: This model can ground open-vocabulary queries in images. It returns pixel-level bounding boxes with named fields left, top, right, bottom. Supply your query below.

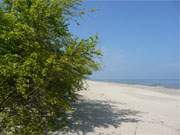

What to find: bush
left=0, top=0, right=101, bottom=134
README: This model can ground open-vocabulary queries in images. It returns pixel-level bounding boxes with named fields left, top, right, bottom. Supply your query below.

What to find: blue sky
left=70, top=0, right=180, bottom=80
left=1, top=0, right=178, bottom=80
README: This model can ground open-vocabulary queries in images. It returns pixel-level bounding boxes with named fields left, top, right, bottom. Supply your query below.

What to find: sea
left=90, top=79, right=180, bottom=89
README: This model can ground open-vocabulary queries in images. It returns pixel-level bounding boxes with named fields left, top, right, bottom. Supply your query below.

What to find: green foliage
left=0, top=0, right=101, bottom=134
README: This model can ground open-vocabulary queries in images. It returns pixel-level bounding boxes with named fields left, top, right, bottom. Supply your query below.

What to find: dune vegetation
left=0, top=0, right=101, bottom=134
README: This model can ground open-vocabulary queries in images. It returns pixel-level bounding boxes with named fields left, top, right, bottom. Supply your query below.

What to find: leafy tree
left=0, top=0, right=101, bottom=134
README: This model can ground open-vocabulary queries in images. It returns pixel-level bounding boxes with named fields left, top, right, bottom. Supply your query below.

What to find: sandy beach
left=56, top=80, right=180, bottom=135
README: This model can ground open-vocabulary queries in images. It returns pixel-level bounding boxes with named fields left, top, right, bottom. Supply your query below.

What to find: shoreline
left=89, top=79, right=180, bottom=89
left=87, top=80, right=180, bottom=96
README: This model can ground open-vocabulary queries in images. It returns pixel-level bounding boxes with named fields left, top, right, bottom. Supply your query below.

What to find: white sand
left=57, top=80, right=180, bottom=135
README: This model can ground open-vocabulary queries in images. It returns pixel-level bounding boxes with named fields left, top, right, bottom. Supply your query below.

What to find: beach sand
left=56, top=80, right=180, bottom=135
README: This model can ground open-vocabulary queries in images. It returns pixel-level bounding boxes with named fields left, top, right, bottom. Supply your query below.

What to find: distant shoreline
left=89, top=79, right=180, bottom=90
left=87, top=80, right=180, bottom=97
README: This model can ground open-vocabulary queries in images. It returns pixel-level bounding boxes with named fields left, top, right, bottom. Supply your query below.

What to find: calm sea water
left=90, top=79, right=180, bottom=89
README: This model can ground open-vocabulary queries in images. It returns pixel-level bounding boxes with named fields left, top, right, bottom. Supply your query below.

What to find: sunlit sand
left=56, top=80, right=180, bottom=135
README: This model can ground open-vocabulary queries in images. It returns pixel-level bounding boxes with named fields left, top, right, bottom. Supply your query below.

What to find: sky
left=70, top=0, right=180, bottom=80
left=0, top=0, right=178, bottom=80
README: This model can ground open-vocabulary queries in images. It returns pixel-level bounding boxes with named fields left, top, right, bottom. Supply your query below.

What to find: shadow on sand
left=54, top=96, right=141, bottom=135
